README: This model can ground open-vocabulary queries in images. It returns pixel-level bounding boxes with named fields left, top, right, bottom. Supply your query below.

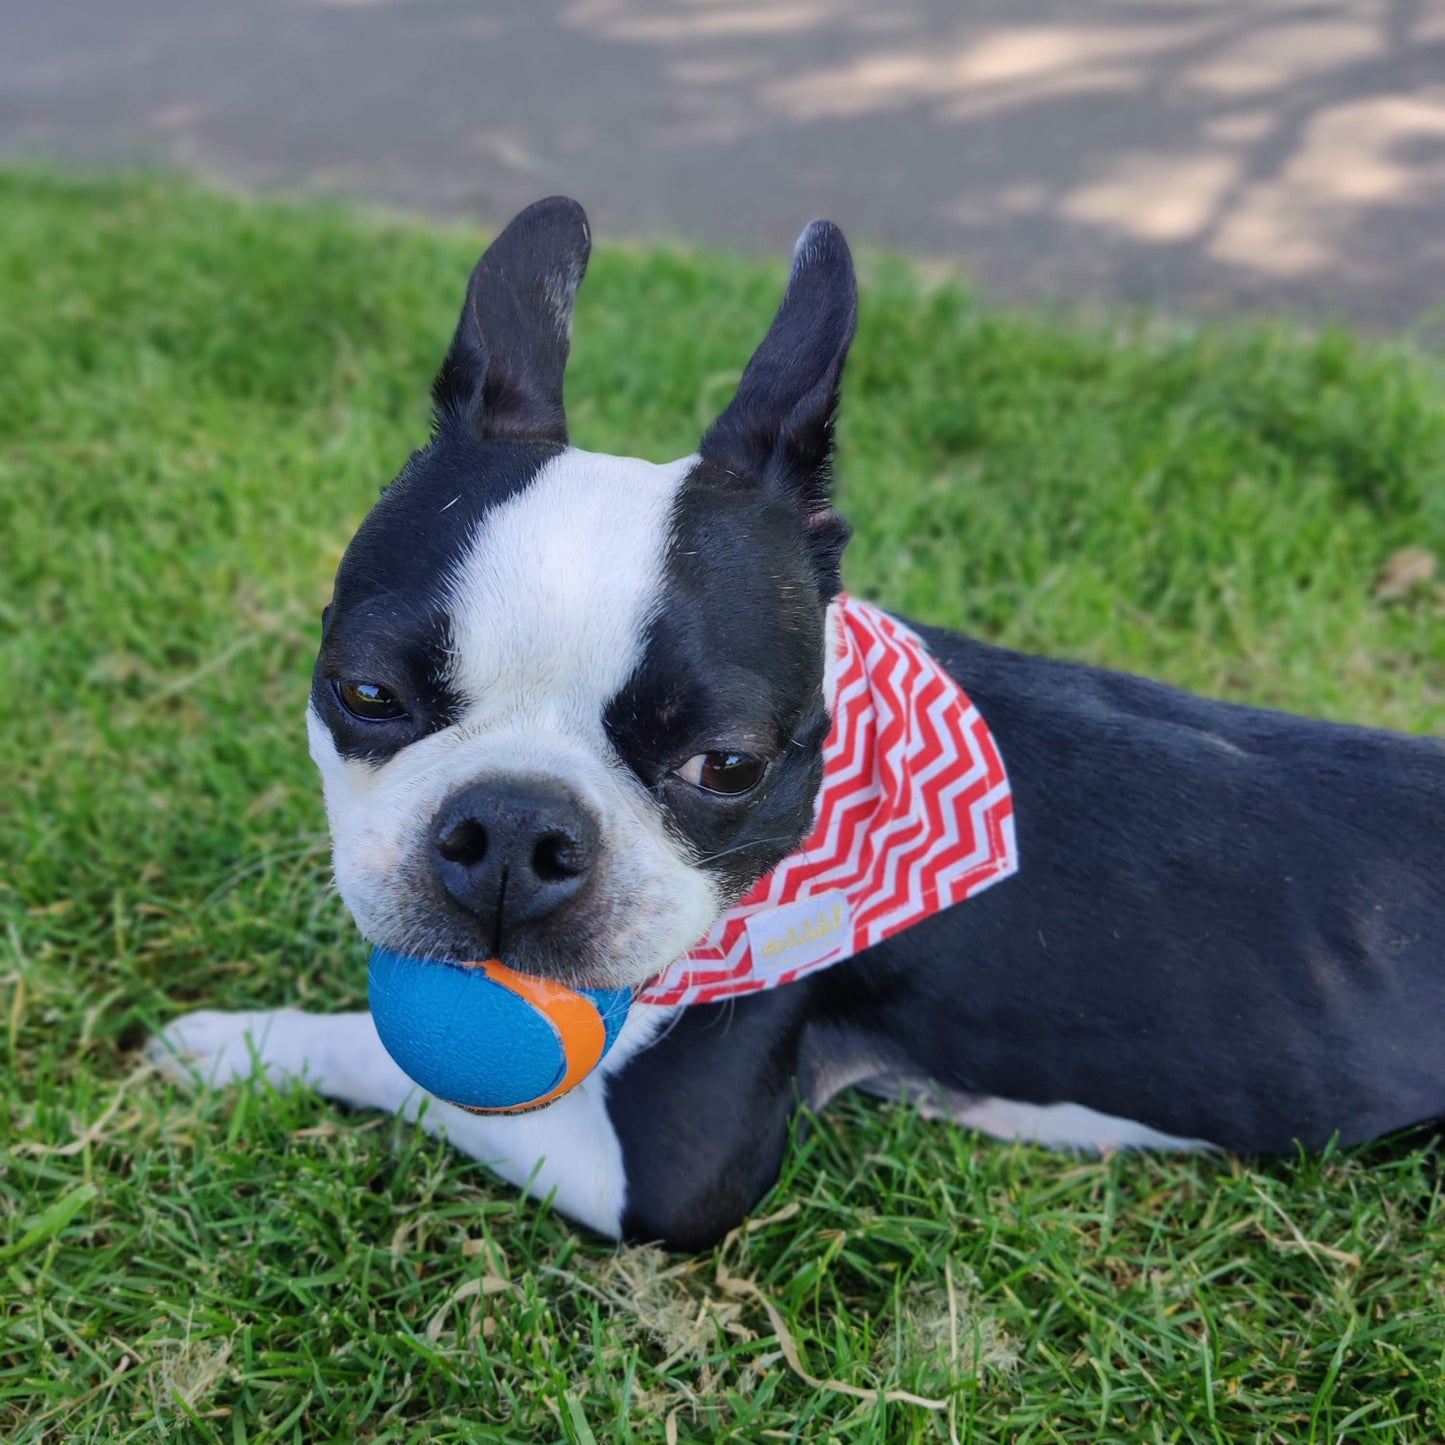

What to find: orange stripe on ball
left=455, top=960, right=608, bottom=1114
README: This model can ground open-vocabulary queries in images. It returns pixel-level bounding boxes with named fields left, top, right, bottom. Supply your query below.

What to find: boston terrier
left=155, top=198, right=1445, bottom=1252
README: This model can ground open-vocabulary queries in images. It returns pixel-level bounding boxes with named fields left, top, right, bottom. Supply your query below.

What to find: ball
left=367, top=947, right=632, bottom=1113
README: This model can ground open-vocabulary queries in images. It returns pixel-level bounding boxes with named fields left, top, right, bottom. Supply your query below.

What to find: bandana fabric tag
left=637, top=597, right=1018, bottom=1008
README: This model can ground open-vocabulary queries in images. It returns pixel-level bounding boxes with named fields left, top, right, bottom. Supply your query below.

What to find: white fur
left=309, top=447, right=721, bottom=987
left=151, top=1001, right=681, bottom=1238
left=953, top=1096, right=1212, bottom=1152
left=871, top=1077, right=1212, bottom=1152
left=443, top=447, right=683, bottom=727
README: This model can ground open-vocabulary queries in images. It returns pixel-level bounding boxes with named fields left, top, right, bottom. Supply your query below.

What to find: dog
left=155, top=197, right=1445, bottom=1252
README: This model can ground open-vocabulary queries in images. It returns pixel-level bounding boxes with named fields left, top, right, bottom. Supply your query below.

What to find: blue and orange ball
left=368, top=947, right=632, bottom=1113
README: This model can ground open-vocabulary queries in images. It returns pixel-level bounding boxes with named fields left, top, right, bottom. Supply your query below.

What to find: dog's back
left=885, top=621, right=1445, bottom=1154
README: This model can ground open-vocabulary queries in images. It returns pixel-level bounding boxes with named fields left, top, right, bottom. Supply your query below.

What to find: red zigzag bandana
left=638, top=596, right=1018, bottom=1008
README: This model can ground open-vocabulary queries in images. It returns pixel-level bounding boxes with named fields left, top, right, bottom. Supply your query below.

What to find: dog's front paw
left=149, top=1007, right=320, bottom=1091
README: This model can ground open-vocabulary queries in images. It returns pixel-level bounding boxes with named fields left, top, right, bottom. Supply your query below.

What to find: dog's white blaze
left=309, top=446, right=722, bottom=983
left=445, top=447, right=689, bottom=734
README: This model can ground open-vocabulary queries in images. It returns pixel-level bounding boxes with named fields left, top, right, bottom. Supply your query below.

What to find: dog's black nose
left=432, top=779, right=598, bottom=949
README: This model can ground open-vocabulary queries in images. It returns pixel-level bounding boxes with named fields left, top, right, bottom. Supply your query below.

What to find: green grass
left=3, top=166, right=1445, bottom=1443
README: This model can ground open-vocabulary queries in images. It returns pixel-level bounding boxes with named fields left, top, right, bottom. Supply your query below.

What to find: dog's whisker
left=695, top=835, right=795, bottom=867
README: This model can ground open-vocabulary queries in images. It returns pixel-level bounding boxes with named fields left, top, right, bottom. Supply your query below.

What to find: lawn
left=2, top=166, right=1444, bottom=1443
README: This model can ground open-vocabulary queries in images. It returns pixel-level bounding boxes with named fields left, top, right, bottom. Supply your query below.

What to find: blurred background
left=5, top=0, right=1445, bottom=328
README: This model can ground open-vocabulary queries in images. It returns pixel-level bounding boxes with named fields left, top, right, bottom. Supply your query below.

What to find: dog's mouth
left=337, top=812, right=730, bottom=997
left=359, top=909, right=688, bottom=997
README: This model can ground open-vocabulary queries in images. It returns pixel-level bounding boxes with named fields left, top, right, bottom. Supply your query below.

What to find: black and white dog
left=157, top=199, right=1445, bottom=1251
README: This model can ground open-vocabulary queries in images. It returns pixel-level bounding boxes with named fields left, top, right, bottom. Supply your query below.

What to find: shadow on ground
left=4, top=0, right=1444, bottom=325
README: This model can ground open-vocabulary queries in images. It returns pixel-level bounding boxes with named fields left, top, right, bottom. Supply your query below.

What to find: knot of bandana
left=637, top=596, right=1017, bottom=1008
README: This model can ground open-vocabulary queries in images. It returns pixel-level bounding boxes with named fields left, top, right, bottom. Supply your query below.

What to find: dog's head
left=309, top=198, right=857, bottom=989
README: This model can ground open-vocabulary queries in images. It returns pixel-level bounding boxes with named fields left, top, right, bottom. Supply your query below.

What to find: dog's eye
left=676, top=752, right=767, bottom=796
left=335, top=679, right=408, bottom=722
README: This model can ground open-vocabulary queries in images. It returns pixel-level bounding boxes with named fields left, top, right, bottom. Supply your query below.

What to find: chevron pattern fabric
left=638, top=597, right=1018, bottom=1007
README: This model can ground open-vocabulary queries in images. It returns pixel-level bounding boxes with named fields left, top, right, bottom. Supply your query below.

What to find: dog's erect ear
left=700, top=220, right=857, bottom=593
left=432, top=197, right=591, bottom=444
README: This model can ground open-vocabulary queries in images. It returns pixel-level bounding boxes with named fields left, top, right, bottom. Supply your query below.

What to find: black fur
left=315, top=197, right=591, bottom=762
left=596, top=224, right=858, bottom=895
left=312, top=436, right=561, bottom=764
left=612, top=990, right=808, bottom=1252
left=432, top=196, right=590, bottom=444
left=610, top=626, right=1445, bottom=1247
left=603, top=460, right=831, bottom=900
left=699, top=220, right=856, bottom=599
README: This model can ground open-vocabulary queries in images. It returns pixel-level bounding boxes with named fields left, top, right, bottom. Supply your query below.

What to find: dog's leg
left=151, top=1008, right=629, bottom=1238
left=858, top=1075, right=1214, bottom=1151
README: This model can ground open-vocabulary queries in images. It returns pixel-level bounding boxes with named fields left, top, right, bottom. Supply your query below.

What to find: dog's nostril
left=437, top=817, right=488, bottom=866
left=532, top=831, right=585, bottom=883
left=433, top=781, right=598, bottom=935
